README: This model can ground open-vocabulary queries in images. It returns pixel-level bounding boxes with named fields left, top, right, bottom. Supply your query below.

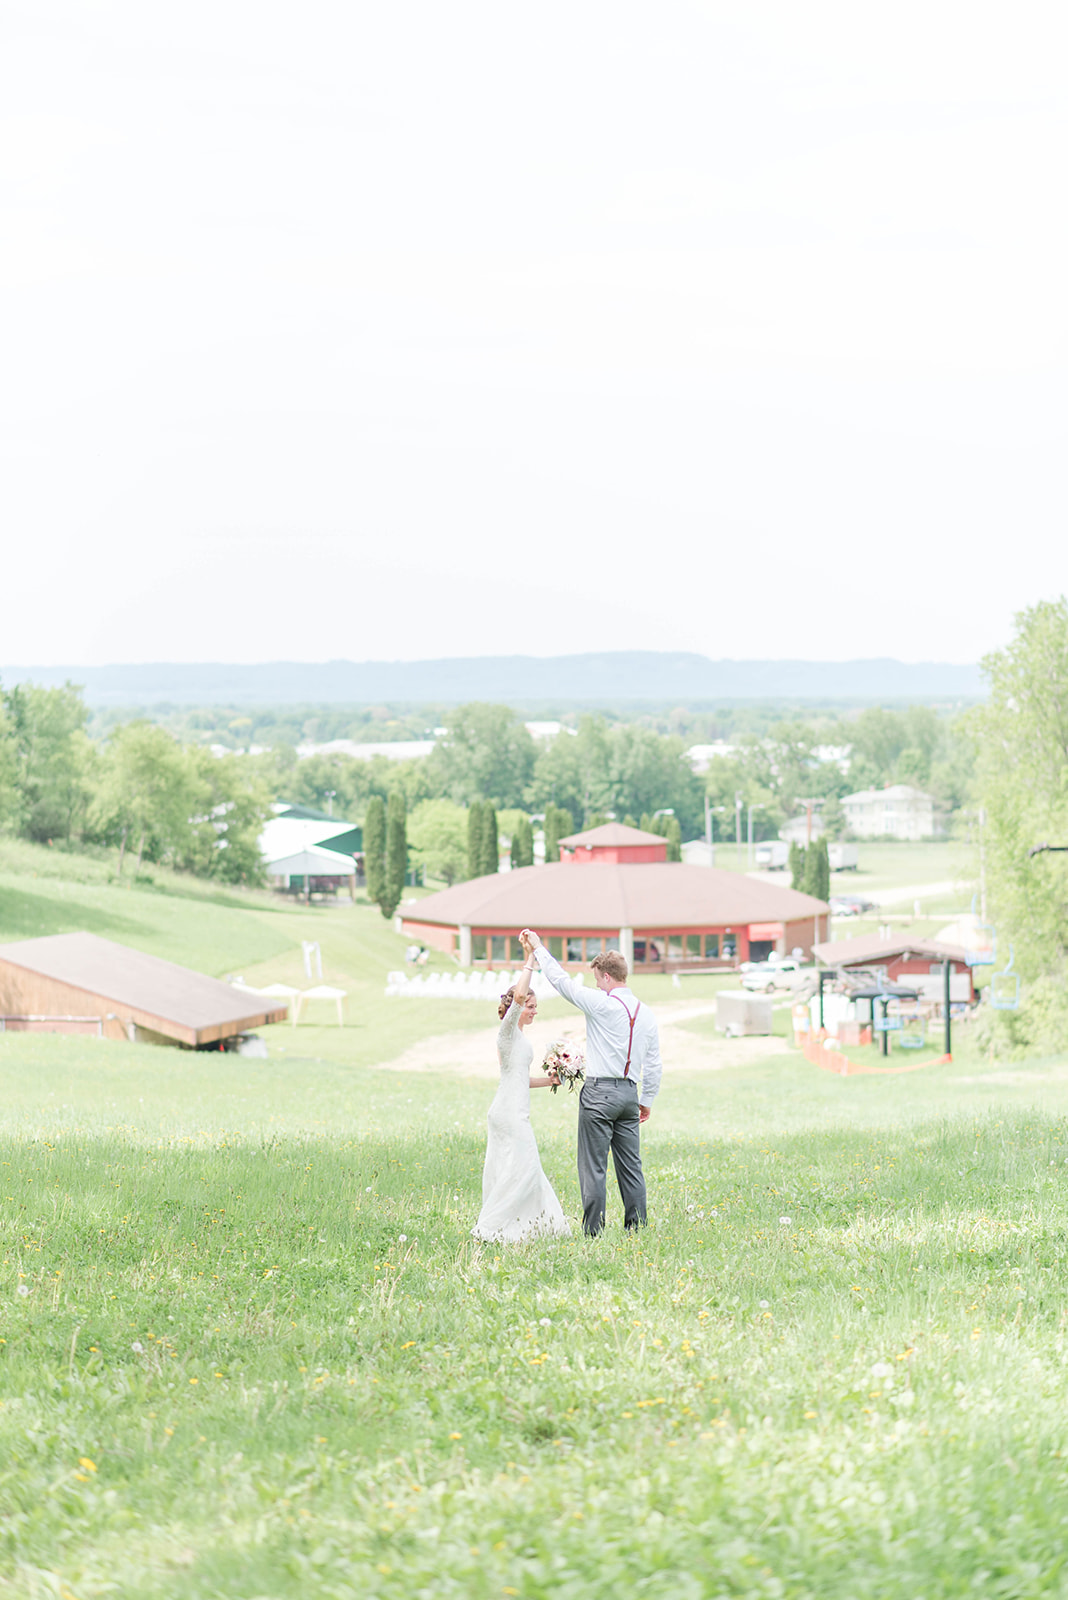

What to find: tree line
left=0, top=676, right=976, bottom=899
left=0, top=684, right=271, bottom=883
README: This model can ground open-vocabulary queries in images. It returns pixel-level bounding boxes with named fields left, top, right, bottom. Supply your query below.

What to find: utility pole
left=943, top=958, right=952, bottom=1059
left=747, top=802, right=762, bottom=868
left=325, top=789, right=336, bottom=818
left=978, top=806, right=987, bottom=923
left=705, top=794, right=714, bottom=868
left=735, top=791, right=743, bottom=866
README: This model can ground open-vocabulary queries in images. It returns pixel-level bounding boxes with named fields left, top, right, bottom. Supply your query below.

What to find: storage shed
left=0, top=932, right=288, bottom=1046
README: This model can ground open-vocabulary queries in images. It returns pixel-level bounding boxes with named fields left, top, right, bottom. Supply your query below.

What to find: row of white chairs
left=385, top=968, right=576, bottom=1000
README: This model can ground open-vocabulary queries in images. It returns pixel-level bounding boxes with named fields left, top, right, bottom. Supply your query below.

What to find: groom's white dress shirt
left=533, top=945, right=663, bottom=1106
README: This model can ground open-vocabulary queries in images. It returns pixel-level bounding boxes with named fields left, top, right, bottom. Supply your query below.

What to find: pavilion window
left=491, top=935, right=507, bottom=962
left=633, top=939, right=647, bottom=964
left=586, top=937, right=604, bottom=957
left=722, top=934, right=737, bottom=959
left=668, top=935, right=683, bottom=960
left=704, top=934, right=719, bottom=959
left=510, top=936, right=524, bottom=963
left=685, top=934, right=701, bottom=960
left=472, top=935, right=487, bottom=961
left=567, top=937, right=583, bottom=963
left=548, top=936, right=563, bottom=959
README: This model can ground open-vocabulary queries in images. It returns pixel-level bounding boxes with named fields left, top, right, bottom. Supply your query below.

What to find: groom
left=520, top=929, right=662, bottom=1235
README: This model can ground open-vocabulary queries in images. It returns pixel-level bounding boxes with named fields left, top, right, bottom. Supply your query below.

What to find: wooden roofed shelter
left=812, top=931, right=976, bottom=1004
left=0, top=932, right=288, bottom=1047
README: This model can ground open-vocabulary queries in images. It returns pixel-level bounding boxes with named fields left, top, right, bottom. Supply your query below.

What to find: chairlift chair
left=897, top=1012, right=927, bottom=1050
left=990, top=944, right=1021, bottom=1011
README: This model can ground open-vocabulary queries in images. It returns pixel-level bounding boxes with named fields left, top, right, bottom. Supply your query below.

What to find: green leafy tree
left=478, top=806, right=499, bottom=877
left=91, top=722, right=199, bottom=874
left=179, top=750, right=272, bottom=885
left=528, top=718, right=612, bottom=826
left=543, top=805, right=574, bottom=863
left=379, top=789, right=407, bottom=918
left=789, top=842, right=806, bottom=891
left=426, top=705, right=536, bottom=807
left=364, top=795, right=386, bottom=907
left=973, top=598, right=1068, bottom=986
left=0, top=693, right=18, bottom=831
left=4, top=681, right=93, bottom=842
left=408, top=799, right=469, bottom=885
left=286, top=752, right=431, bottom=817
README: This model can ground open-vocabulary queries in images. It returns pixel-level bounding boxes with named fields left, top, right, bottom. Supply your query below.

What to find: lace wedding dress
left=473, top=1001, right=570, bottom=1243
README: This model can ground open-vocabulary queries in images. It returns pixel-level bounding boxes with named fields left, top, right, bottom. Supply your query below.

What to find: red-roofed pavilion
left=400, top=824, right=830, bottom=972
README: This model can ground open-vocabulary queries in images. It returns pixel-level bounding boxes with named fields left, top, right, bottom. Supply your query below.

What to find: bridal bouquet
left=543, top=1041, right=585, bottom=1094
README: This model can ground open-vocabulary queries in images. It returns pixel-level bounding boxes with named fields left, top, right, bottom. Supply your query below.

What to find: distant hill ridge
left=0, top=654, right=984, bottom=706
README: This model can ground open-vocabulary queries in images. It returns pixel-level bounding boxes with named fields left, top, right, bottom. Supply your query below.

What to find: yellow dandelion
left=78, top=1458, right=97, bottom=1473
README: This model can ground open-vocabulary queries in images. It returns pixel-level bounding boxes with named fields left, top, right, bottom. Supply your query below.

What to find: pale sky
left=2, top=2, right=1065, bottom=667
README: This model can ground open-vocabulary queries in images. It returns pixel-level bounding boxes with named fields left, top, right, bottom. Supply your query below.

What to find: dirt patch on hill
left=371, top=1000, right=790, bottom=1079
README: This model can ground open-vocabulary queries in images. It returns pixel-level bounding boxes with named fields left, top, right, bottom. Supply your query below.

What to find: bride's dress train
left=473, top=1000, right=570, bottom=1243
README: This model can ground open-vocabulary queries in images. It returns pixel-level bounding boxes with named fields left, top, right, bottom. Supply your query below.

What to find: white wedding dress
left=473, top=1001, right=570, bottom=1243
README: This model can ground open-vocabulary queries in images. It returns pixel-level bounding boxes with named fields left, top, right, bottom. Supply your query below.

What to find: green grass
left=6, top=844, right=1068, bottom=1596
left=5, top=1040, right=1068, bottom=1597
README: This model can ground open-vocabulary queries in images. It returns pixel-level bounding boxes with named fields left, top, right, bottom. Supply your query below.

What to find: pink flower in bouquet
left=543, top=1041, right=585, bottom=1093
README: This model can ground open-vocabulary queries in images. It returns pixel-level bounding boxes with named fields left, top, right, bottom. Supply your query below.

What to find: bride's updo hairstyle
left=498, top=986, right=518, bottom=1020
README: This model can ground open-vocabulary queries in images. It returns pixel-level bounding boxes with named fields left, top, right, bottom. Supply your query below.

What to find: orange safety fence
left=798, top=1028, right=951, bottom=1077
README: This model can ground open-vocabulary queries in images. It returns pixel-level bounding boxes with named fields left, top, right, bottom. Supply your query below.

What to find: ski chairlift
left=990, top=944, right=1021, bottom=1011
left=896, top=1011, right=927, bottom=1050
left=964, top=896, right=997, bottom=968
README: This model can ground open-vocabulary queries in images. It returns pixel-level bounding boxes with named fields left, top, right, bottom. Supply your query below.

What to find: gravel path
left=372, top=997, right=790, bottom=1079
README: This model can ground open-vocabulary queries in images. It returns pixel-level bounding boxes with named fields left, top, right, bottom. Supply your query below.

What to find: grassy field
left=6, top=843, right=1068, bottom=1597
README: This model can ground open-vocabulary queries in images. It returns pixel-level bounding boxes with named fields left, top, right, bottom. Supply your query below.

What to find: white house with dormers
left=840, top=784, right=935, bottom=840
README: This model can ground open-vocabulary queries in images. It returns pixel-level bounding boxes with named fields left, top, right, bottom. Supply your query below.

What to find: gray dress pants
left=576, top=1077, right=647, bottom=1235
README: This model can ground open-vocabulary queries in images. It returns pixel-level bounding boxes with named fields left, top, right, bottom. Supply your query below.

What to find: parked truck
left=754, top=841, right=790, bottom=870
left=828, top=842, right=858, bottom=871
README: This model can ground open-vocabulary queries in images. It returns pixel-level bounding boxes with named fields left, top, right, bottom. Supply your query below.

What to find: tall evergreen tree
left=544, top=804, right=574, bottom=863
left=664, top=816, right=682, bottom=862
left=466, top=801, right=484, bottom=879
left=802, top=837, right=830, bottom=901
left=378, top=789, right=407, bottom=918
left=479, top=806, right=499, bottom=877
left=364, top=794, right=386, bottom=907
left=511, top=815, right=534, bottom=869
left=789, top=841, right=805, bottom=891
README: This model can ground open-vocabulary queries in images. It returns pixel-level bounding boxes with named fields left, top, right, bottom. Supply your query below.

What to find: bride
left=473, top=935, right=571, bottom=1243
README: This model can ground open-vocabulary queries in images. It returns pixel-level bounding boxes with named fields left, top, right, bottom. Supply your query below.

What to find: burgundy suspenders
left=610, top=992, right=641, bottom=1077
